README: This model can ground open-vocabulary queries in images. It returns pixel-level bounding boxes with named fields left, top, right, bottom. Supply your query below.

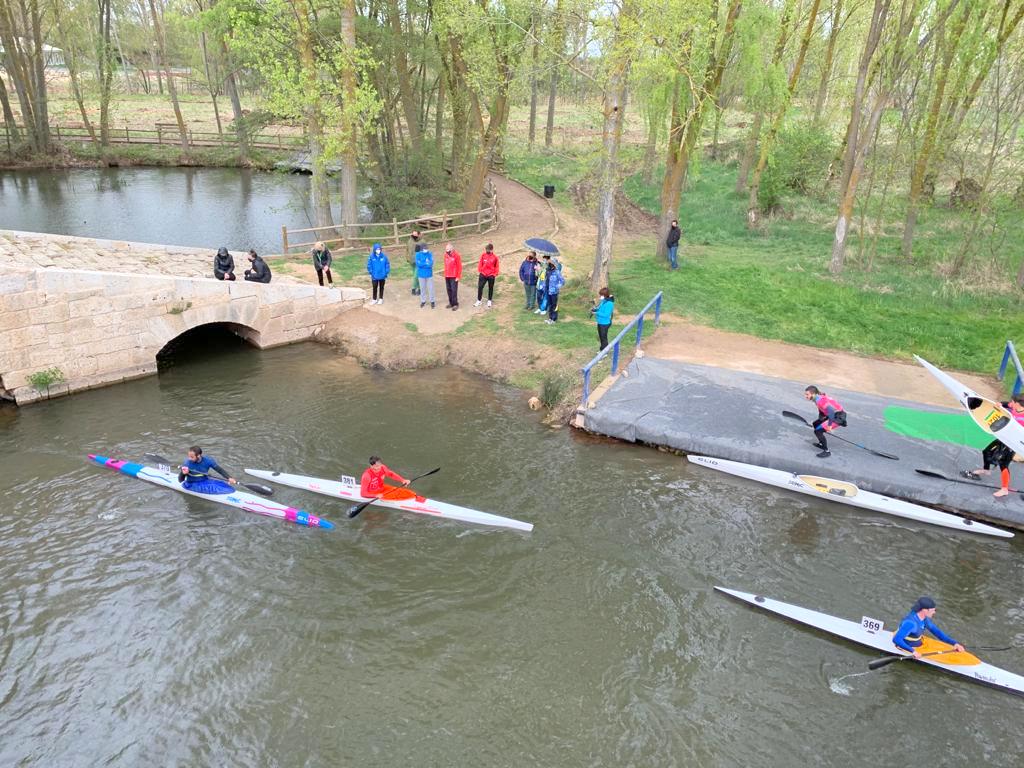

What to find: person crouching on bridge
left=244, top=250, right=272, bottom=283
left=367, top=242, right=390, bottom=305
left=312, top=241, right=333, bottom=287
left=804, top=385, right=847, bottom=459
left=213, top=247, right=235, bottom=281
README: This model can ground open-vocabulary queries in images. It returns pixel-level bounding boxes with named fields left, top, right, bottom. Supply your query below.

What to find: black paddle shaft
left=781, top=411, right=899, bottom=461
left=143, top=453, right=274, bottom=496
left=347, top=467, right=441, bottom=519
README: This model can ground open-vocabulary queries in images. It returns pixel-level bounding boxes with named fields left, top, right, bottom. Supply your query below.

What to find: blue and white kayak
left=90, top=454, right=333, bottom=530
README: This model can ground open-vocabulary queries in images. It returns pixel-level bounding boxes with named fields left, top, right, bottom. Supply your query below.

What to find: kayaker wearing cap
left=892, top=597, right=965, bottom=658
left=360, top=456, right=410, bottom=498
left=804, top=385, right=847, bottom=459
left=178, top=446, right=237, bottom=492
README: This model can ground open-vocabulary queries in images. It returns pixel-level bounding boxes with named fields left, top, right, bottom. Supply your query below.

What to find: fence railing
left=997, top=340, right=1023, bottom=396
left=0, top=122, right=306, bottom=152
left=580, top=291, right=663, bottom=407
left=280, top=182, right=499, bottom=255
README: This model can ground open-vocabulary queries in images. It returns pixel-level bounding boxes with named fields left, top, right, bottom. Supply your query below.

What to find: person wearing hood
left=243, top=250, right=272, bottom=283
left=590, top=287, right=615, bottom=350
left=519, top=252, right=539, bottom=310
left=366, top=242, right=390, bottom=304
left=443, top=242, right=462, bottom=310
left=666, top=219, right=681, bottom=270
left=415, top=243, right=436, bottom=308
left=544, top=260, right=565, bottom=324
left=892, top=597, right=965, bottom=658
left=213, top=247, right=235, bottom=281
left=407, top=230, right=421, bottom=295
left=312, top=241, right=333, bottom=287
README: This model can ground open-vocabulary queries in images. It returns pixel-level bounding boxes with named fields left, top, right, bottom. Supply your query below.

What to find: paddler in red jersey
left=804, top=385, right=848, bottom=459
left=360, top=456, right=410, bottom=498
left=965, top=395, right=1024, bottom=497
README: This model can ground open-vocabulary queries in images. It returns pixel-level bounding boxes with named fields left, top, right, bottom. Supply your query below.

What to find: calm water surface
left=2, top=343, right=1023, bottom=766
left=0, top=168, right=364, bottom=254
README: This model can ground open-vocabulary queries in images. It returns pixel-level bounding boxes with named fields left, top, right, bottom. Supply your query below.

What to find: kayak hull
left=688, top=455, right=1011, bottom=538
left=716, top=587, right=1024, bottom=697
left=245, top=468, right=533, bottom=532
left=916, top=355, right=1024, bottom=455
left=90, top=454, right=333, bottom=530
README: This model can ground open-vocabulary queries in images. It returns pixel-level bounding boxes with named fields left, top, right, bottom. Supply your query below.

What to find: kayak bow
left=716, top=587, right=1024, bottom=697
left=90, top=454, right=333, bottom=530
left=245, top=468, right=534, bottom=532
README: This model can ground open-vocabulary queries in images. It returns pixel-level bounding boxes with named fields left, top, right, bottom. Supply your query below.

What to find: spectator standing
left=475, top=243, right=500, bottom=307
left=407, top=230, right=421, bottom=295
left=366, top=242, right=390, bottom=304
left=443, top=242, right=462, bottom=310
left=415, top=243, right=436, bottom=308
left=519, top=252, right=539, bottom=310
left=666, top=220, right=681, bottom=270
left=312, top=241, right=333, bottom=287
left=544, top=261, right=565, bottom=324
left=213, top=247, right=235, bottom=281
left=244, top=250, right=272, bottom=283
left=590, top=287, right=615, bottom=350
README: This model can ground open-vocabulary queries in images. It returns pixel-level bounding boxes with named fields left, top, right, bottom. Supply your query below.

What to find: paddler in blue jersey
left=804, top=385, right=848, bottom=459
left=892, top=597, right=965, bottom=658
left=178, top=446, right=238, bottom=493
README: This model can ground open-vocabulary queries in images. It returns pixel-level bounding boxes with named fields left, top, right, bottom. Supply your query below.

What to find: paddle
left=782, top=411, right=900, bottom=461
left=915, top=468, right=1024, bottom=497
left=347, top=467, right=441, bottom=519
left=143, top=453, right=274, bottom=497
left=868, top=645, right=1014, bottom=671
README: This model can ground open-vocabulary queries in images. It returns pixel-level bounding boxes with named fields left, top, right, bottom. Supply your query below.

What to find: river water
left=0, top=168, right=362, bottom=254
left=2, top=342, right=1023, bottom=766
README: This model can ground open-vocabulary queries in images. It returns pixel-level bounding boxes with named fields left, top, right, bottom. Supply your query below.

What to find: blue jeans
left=524, top=283, right=536, bottom=308
left=668, top=245, right=679, bottom=269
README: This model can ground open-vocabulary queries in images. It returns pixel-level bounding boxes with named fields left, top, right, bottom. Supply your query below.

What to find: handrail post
left=281, top=225, right=289, bottom=255
left=654, top=292, right=662, bottom=326
left=611, top=341, right=620, bottom=375
left=635, top=314, right=645, bottom=347
left=582, top=368, right=591, bottom=407
left=999, top=344, right=1011, bottom=381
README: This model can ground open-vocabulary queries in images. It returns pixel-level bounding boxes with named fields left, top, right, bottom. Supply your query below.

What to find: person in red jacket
left=475, top=243, right=500, bottom=308
left=443, top=242, right=463, bottom=310
left=360, top=456, right=410, bottom=498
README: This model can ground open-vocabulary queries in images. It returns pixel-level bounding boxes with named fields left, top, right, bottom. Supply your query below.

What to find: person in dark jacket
left=213, top=247, right=235, bottom=281
left=666, top=220, right=681, bottom=270
left=519, top=252, right=539, bottom=310
left=366, top=242, right=390, bottom=304
left=544, top=261, right=565, bottom=324
left=590, top=287, right=615, bottom=350
left=244, top=250, right=272, bottom=283
left=407, top=230, right=421, bottom=295
left=312, top=241, right=333, bottom=287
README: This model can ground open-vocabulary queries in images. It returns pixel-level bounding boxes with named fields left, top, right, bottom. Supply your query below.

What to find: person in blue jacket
left=544, top=261, right=565, bottom=324
left=590, top=287, right=615, bottom=350
left=178, top=446, right=237, bottom=494
left=415, top=243, right=436, bottom=308
left=366, top=243, right=390, bottom=305
left=892, top=597, right=965, bottom=658
left=519, top=252, right=539, bottom=310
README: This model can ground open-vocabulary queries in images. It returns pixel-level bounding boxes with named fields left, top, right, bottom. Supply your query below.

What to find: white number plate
left=339, top=475, right=357, bottom=487
left=861, top=616, right=884, bottom=634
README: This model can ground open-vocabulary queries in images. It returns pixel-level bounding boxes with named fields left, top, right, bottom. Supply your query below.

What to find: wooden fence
left=0, top=122, right=306, bottom=152
left=281, top=181, right=499, bottom=256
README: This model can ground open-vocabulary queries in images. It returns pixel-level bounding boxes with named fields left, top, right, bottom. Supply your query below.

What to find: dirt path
left=646, top=315, right=1001, bottom=407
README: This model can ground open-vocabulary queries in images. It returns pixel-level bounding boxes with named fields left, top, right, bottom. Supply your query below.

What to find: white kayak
left=716, top=587, right=1024, bottom=697
left=245, top=468, right=534, bottom=532
left=916, top=354, right=1024, bottom=455
left=688, top=455, right=1012, bottom=538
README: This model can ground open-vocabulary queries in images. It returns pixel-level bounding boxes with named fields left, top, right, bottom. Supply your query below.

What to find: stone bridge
left=0, top=232, right=365, bottom=404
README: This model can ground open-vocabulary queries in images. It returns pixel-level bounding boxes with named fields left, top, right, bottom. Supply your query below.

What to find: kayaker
left=360, top=456, right=410, bottom=498
left=178, top=446, right=237, bottom=493
left=965, top=395, right=1024, bottom=497
left=804, top=385, right=847, bottom=458
left=892, top=597, right=965, bottom=658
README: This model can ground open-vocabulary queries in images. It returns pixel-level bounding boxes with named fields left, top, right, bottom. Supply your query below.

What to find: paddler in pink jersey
left=965, top=395, right=1024, bottom=497
left=360, top=456, right=410, bottom=498
left=804, top=385, right=847, bottom=458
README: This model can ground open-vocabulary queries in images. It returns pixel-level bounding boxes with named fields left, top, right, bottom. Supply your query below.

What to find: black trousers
left=547, top=293, right=559, bottom=321
left=446, top=277, right=459, bottom=306
left=372, top=279, right=386, bottom=299
left=477, top=275, right=495, bottom=301
left=316, top=267, right=333, bottom=286
left=982, top=439, right=1014, bottom=470
left=597, top=323, right=610, bottom=350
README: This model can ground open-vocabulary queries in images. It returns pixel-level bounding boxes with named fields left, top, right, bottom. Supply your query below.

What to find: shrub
left=760, top=121, right=834, bottom=212
left=27, top=367, right=65, bottom=392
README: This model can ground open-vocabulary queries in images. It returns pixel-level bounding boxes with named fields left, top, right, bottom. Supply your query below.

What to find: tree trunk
left=528, top=33, right=539, bottom=148
left=387, top=0, right=421, bottom=151
left=147, top=0, right=188, bottom=149
left=97, top=0, right=114, bottom=147
left=462, top=86, right=509, bottom=212
left=435, top=72, right=444, bottom=153
left=642, top=112, right=658, bottom=183
left=53, top=3, right=97, bottom=144
left=296, top=0, right=335, bottom=231
left=221, top=39, right=248, bottom=159
left=735, top=113, right=763, bottom=193
left=339, top=0, right=360, bottom=235
left=593, top=68, right=630, bottom=290
left=199, top=31, right=222, bottom=136
left=0, top=75, right=19, bottom=143
left=544, top=0, right=566, bottom=149
left=812, top=0, right=844, bottom=124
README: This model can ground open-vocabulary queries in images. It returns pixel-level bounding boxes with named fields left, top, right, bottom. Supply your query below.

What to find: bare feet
left=974, top=468, right=991, bottom=476
left=994, top=488, right=1010, bottom=498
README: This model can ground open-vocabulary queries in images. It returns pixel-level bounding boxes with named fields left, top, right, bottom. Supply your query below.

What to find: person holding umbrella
left=524, top=238, right=560, bottom=314
left=519, top=251, right=539, bottom=310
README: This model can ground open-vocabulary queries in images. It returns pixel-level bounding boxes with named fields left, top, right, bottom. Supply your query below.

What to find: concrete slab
left=577, top=356, right=1024, bottom=531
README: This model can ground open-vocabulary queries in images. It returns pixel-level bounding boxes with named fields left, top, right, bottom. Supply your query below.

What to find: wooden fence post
left=441, top=210, right=448, bottom=239
left=392, top=218, right=399, bottom=245
left=125, top=126, right=130, bottom=143
left=281, top=225, right=289, bottom=256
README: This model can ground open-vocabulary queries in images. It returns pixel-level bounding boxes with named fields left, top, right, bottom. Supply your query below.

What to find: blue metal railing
left=997, top=340, right=1023, bottom=396
left=580, top=291, right=663, bottom=407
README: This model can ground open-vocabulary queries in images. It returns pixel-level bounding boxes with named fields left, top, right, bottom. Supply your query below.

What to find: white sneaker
left=534, top=308, right=543, bottom=314
left=473, top=300, right=482, bottom=307
left=545, top=318, right=555, bottom=325
left=376, top=299, right=383, bottom=304
left=487, top=300, right=493, bottom=308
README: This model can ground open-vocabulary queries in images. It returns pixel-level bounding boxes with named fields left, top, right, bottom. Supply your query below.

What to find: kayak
left=916, top=355, right=1024, bottom=455
left=716, top=587, right=1024, bottom=697
left=90, top=454, right=333, bottom=530
left=245, top=468, right=534, bottom=532
left=687, top=455, right=1012, bottom=538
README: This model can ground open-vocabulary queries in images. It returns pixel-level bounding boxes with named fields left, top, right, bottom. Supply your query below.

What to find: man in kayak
left=892, top=596, right=965, bottom=658
left=360, top=456, right=410, bottom=498
left=965, top=395, right=1024, bottom=497
left=804, top=385, right=848, bottom=458
left=178, top=446, right=238, bottom=494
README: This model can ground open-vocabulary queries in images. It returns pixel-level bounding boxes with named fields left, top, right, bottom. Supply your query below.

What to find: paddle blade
left=782, top=410, right=809, bottom=425
left=241, top=482, right=274, bottom=497
left=915, top=468, right=951, bottom=480
left=868, top=655, right=903, bottom=671
left=143, top=453, right=174, bottom=468
left=347, top=501, right=372, bottom=519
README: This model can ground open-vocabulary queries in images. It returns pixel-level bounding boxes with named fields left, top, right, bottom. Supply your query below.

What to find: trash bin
left=543, top=184, right=555, bottom=199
